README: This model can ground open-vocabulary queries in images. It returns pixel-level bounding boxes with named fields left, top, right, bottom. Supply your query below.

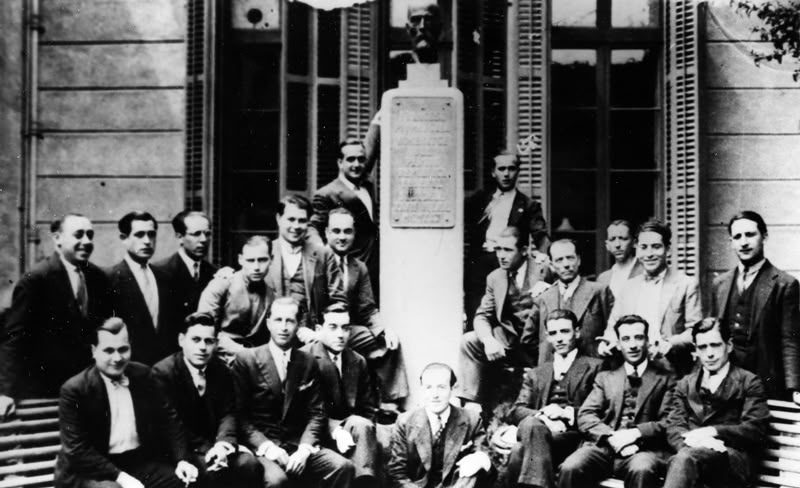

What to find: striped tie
left=433, top=414, right=445, bottom=443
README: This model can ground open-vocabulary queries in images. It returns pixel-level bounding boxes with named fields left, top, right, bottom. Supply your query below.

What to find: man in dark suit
left=323, top=207, right=408, bottom=407
left=267, top=195, right=346, bottom=331
left=309, top=139, right=378, bottom=290
left=559, top=315, right=676, bottom=488
left=152, top=312, right=262, bottom=488
left=492, top=309, right=602, bottom=488
left=302, top=303, right=380, bottom=485
left=107, top=211, right=173, bottom=366
left=711, top=210, right=800, bottom=401
left=458, top=226, right=551, bottom=409
left=389, top=363, right=495, bottom=488
left=55, top=318, right=198, bottom=488
left=232, top=297, right=355, bottom=487
left=662, top=318, right=769, bottom=488
left=530, top=239, right=608, bottom=364
left=152, top=210, right=217, bottom=329
left=464, top=151, right=550, bottom=321
left=0, top=213, right=111, bottom=417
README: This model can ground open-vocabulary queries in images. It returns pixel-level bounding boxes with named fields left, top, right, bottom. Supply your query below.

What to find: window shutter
left=665, top=0, right=700, bottom=276
left=343, top=2, right=376, bottom=141
left=516, top=0, right=548, bottom=209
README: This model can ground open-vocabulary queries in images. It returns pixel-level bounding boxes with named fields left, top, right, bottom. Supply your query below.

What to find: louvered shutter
left=343, top=2, right=376, bottom=141
left=516, top=0, right=548, bottom=211
left=185, top=0, right=212, bottom=211
left=665, top=0, right=700, bottom=276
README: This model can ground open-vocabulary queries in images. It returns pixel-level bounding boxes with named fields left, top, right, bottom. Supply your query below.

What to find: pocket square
left=298, top=379, right=315, bottom=392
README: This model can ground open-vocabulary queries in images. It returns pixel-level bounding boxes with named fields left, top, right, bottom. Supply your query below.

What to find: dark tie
left=508, top=270, right=519, bottom=296
left=196, top=368, right=206, bottom=396
left=628, top=373, right=642, bottom=388
left=76, top=268, right=88, bottom=317
left=193, top=261, right=201, bottom=283
left=433, top=414, right=445, bottom=443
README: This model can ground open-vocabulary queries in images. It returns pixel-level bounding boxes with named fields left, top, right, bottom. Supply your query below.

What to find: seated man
left=493, top=309, right=602, bottom=488
left=389, top=363, right=495, bottom=488
left=662, top=318, right=770, bottom=488
left=55, top=318, right=198, bottom=488
left=197, top=235, right=275, bottom=363
left=458, top=226, right=551, bottom=410
left=301, top=303, right=380, bottom=485
left=152, top=312, right=262, bottom=488
left=559, top=315, right=675, bottom=488
left=232, top=297, right=355, bottom=488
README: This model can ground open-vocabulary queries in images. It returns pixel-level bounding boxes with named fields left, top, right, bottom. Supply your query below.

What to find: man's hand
left=116, top=471, right=144, bottom=488
left=540, top=404, right=564, bottom=420
left=482, top=337, right=507, bottom=362
left=649, top=339, right=672, bottom=359
left=174, top=460, right=198, bottom=485
left=490, top=425, right=518, bottom=452
left=205, top=442, right=232, bottom=471
left=529, top=281, right=552, bottom=298
left=530, top=250, right=550, bottom=266
left=597, top=339, right=617, bottom=357
left=332, top=427, right=356, bottom=454
left=682, top=427, right=718, bottom=446
left=619, top=444, right=640, bottom=457
left=684, top=434, right=726, bottom=452
left=607, top=429, right=641, bottom=454
left=213, top=266, right=235, bottom=280
left=538, top=415, right=566, bottom=434
left=0, top=396, right=15, bottom=421
left=257, top=441, right=290, bottom=467
left=296, top=327, right=318, bottom=344
left=285, top=447, right=311, bottom=475
left=383, top=326, right=400, bottom=350
left=456, top=451, right=491, bottom=478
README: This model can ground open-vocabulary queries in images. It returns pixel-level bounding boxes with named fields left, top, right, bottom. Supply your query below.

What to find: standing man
left=152, top=312, right=262, bottom=488
left=558, top=315, right=675, bottom=488
left=108, top=211, right=172, bottom=366
left=596, top=220, right=643, bottom=301
left=458, top=226, right=551, bottom=410
left=492, top=310, right=602, bottom=488
left=464, top=152, right=549, bottom=320
left=309, top=139, right=379, bottom=291
left=153, top=210, right=217, bottom=327
left=711, top=210, right=800, bottom=401
left=0, top=214, right=111, bottom=417
left=302, top=303, right=380, bottom=486
left=55, top=318, right=198, bottom=488
left=197, top=236, right=275, bottom=363
left=662, top=318, right=769, bottom=488
left=232, top=297, right=355, bottom=487
left=266, top=194, right=346, bottom=331
left=388, top=363, right=495, bottom=488
left=530, top=239, right=608, bottom=363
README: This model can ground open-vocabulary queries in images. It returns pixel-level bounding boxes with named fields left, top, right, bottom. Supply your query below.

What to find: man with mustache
left=0, top=213, right=111, bottom=419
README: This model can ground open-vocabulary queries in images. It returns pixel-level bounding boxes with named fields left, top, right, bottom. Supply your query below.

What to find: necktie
left=333, top=354, right=342, bottom=377
left=508, top=270, right=519, bottom=297
left=140, top=265, right=159, bottom=329
left=628, top=369, right=642, bottom=388
left=110, top=375, right=130, bottom=388
left=739, top=266, right=749, bottom=293
left=76, top=268, right=88, bottom=317
left=193, top=261, right=201, bottom=282
left=278, top=351, right=289, bottom=384
left=433, top=414, right=445, bottom=443
left=195, top=368, right=206, bottom=396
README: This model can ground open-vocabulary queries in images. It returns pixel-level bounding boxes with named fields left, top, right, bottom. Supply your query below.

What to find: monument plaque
left=389, top=97, right=457, bottom=228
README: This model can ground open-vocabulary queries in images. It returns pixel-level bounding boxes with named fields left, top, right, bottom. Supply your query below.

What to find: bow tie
left=109, top=375, right=130, bottom=388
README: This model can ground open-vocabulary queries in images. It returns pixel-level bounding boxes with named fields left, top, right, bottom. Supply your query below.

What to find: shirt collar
left=328, top=350, right=341, bottom=363
left=558, top=276, right=581, bottom=295
left=703, top=361, right=731, bottom=382
left=612, top=257, right=636, bottom=275
left=339, top=173, right=363, bottom=191
left=738, top=258, right=766, bottom=276
left=624, top=359, right=648, bottom=377
left=268, top=341, right=292, bottom=362
left=513, top=260, right=528, bottom=280
left=58, top=253, right=80, bottom=273
left=124, top=253, right=149, bottom=271
left=492, top=187, right=517, bottom=199
left=643, top=267, right=667, bottom=284
left=278, top=236, right=303, bottom=255
left=425, top=406, right=451, bottom=427
left=177, top=247, right=201, bottom=273
left=99, top=371, right=130, bottom=388
left=553, top=348, right=579, bottom=374
left=182, top=356, right=207, bottom=377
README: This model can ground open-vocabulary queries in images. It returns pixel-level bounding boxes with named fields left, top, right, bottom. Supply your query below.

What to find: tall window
left=549, top=0, right=662, bottom=274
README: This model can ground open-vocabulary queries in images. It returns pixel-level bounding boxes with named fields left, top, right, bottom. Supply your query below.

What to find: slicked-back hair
left=93, top=317, right=128, bottom=345
left=277, top=194, right=312, bottom=218
left=547, top=238, right=579, bottom=260
left=692, top=317, right=731, bottom=343
left=322, top=302, right=350, bottom=325
left=727, top=210, right=768, bottom=236
left=545, top=309, right=579, bottom=330
left=406, top=0, right=442, bottom=19
left=118, top=211, right=158, bottom=236
left=498, top=226, right=526, bottom=250
left=420, top=362, right=457, bottom=387
left=51, top=213, right=88, bottom=233
left=613, top=314, right=650, bottom=339
left=492, top=150, right=521, bottom=169
left=338, top=138, right=365, bottom=159
left=180, top=312, right=220, bottom=335
left=268, top=296, right=301, bottom=320
left=242, top=235, right=272, bottom=255
left=172, top=210, right=209, bottom=235
left=607, top=219, right=633, bottom=235
left=328, top=207, right=355, bottom=220
left=635, top=219, right=671, bottom=248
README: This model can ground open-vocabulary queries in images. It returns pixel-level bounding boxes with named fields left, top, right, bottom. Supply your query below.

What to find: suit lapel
left=50, top=254, right=81, bottom=317
left=658, top=269, right=677, bottom=336
left=257, top=346, right=284, bottom=401
left=283, top=350, right=303, bottom=418
left=562, top=356, right=588, bottom=402
left=334, top=179, right=373, bottom=222
left=540, top=362, right=555, bottom=406
left=716, top=269, right=736, bottom=319
left=313, top=343, right=344, bottom=409
left=507, top=192, right=526, bottom=227
left=634, top=365, right=660, bottom=419
left=495, top=273, right=509, bottom=325
left=442, top=409, right=469, bottom=479
left=267, top=243, right=284, bottom=293
left=342, top=350, right=359, bottom=409
left=88, top=367, right=112, bottom=447
left=570, top=280, right=593, bottom=320
left=750, top=262, right=777, bottom=336
left=686, top=371, right=706, bottom=423
left=412, top=410, right=433, bottom=470
left=120, top=260, right=155, bottom=329
left=302, top=243, right=318, bottom=306
left=610, top=367, right=626, bottom=427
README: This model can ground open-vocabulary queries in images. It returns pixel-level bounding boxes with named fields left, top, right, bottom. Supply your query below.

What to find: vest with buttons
left=548, top=377, right=569, bottom=408
left=723, top=268, right=762, bottom=372
left=619, top=376, right=642, bottom=429
left=427, top=420, right=447, bottom=488
left=501, top=275, right=531, bottom=335
left=281, top=259, right=307, bottom=311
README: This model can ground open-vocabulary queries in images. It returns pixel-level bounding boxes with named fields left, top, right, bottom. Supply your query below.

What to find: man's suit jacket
left=197, top=269, right=274, bottom=345
left=530, top=278, right=609, bottom=364
left=507, top=354, right=602, bottom=426
left=465, top=188, right=549, bottom=254
left=343, top=254, right=381, bottom=335
left=711, top=260, right=800, bottom=398
left=309, top=177, right=378, bottom=274
left=578, top=362, right=675, bottom=450
left=54, top=363, right=189, bottom=488
left=388, top=406, right=489, bottom=488
left=0, top=253, right=111, bottom=398
left=665, top=365, right=769, bottom=455
left=302, top=341, right=378, bottom=421
left=107, top=260, right=173, bottom=365
left=151, top=352, right=237, bottom=453
left=152, top=252, right=217, bottom=328
left=232, top=344, right=327, bottom=450
left=266, top=240, right=346, bottom=327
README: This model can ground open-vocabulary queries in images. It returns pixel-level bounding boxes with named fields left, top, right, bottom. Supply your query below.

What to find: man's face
left=267, top=302, right=299, bottom=349
left=605, top=224, right=634, bottom=264
left=406, top=2, right=442, bottom=60
left=326, top=213, right=356, bottom=255
left=495, top=236, right=525, bottom=271
left=729, top=218, right=766, bottom=266
left=617, top=321, right=648, bottom=366
left=277, top=203, right=309, bottom=245
left=179, top=324, right=217, bottom=368
left=92, top=328, right=131, bottom=379
left=55, top=215, right=94, bottom=265
left=421, top=367, right=452, bottom=415
left=122, top=219, right=157, bottom=263
left=180, top=215, right=211, bottom=261
left=635, top=231, right=667, bottom=276
left=545, top=318, right=579, bottom=357
left=238, top=242, right=270, bottom=283
left=695, top=327, right=731, bottom=374
left=315, top=312, right=351, bottom=354
left=491, top=156, right=520, bottom=192
left=337, top=144, right=367, bottom=185
left=550, top=241, right=580, bottom=284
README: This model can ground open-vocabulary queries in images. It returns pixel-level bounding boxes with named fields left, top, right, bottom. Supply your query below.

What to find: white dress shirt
left=634, top=269, right=667, bottom=344
left=426, top=406, right=451, bottom=436
left=268, top=341, right=292, bottom=383
left=738, top=258, right=766, bottom=293
left=339, top=174, right=373, bottom=221
left=624, top=359, right=648, bottom=378
left=278, top=237, right=303, bottom=278
left=701, top=361, right=731, bottom=394
left=609, top=259, right=637, bottom=298
left=553, top=348, right=579, bottom=380
left=124, top=254, right=159, bottom=328
left=100, top=373, right=141, bottom=454
left=178, top=247, right=201, bottom=279
left=483, top=188, right=518, bottom=251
